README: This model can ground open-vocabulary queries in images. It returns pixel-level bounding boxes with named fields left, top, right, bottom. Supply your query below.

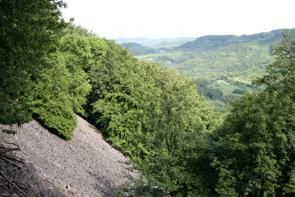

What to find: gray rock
left=0, top=116, right=138, bottom=196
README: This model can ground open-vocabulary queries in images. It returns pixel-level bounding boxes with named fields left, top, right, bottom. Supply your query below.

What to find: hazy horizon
left=62, top=0, right=295, bottom=39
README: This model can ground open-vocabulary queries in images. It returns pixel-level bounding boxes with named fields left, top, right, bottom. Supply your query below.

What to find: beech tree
left=0, top=0, right=65, bottom=124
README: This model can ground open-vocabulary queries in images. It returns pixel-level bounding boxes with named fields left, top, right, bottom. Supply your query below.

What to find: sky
left=62, top=0, right=295, bottom=39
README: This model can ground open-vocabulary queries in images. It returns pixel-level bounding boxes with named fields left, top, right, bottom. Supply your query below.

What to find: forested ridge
left=0, top=0, right=294, bottom=196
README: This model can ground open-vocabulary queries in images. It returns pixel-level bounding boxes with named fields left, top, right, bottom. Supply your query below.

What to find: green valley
left=120, top=29, right=295, bottom=110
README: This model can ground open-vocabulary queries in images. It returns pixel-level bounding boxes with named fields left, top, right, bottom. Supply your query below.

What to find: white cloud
left=62, top=0, right=295, bottom=39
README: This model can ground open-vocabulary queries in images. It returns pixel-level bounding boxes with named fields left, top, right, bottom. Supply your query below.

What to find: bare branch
left=0, top=171, right=26, bottom=196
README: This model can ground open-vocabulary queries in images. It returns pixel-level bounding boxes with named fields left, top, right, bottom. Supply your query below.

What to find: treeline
left=1, top=0, right=294, bottom=196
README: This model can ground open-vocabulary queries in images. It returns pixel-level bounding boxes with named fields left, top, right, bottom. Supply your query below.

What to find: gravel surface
left=0, top=116, right=137, bottom=197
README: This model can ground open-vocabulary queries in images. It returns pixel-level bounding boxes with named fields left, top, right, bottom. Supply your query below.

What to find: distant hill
left=116, top=37, right=194, bottom=49
left=177, top=29, right=294, bottom=51
left=121, top=42, right=158, bottom=55
left=139, top=28, right=295, bottom=78
left=177, top=35, right=238, bottom=51
left=136, top=28, right=295, bottom=110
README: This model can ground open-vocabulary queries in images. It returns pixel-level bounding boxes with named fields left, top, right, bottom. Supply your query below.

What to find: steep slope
left=0, top=116, right=137, bottom=196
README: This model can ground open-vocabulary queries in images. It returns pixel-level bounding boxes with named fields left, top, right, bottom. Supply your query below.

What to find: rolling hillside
left=133, top=28, right=295, bottom=110
left=139, top=29, right=295, bottom=73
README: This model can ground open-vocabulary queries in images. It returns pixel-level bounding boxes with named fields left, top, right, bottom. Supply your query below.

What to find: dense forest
left=1, top=0, right=294, bottom=196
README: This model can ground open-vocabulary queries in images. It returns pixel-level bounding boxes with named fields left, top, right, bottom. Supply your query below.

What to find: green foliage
left=211, top=92, right=295, bottom=196
left=3, top=4, right=295, bottom=196
left=88, top=42, right=162, bottom=156
left=0, top=0, right=91, bottom=139
left=0, top=0, right=84, bottom=139
left=58, top=29, right=92, bottom=114
left=81, top=38, right=216, bottom=194
left=207, top=36, right=295, bottom=196
left=142, top=43, right=272, bottom=111
left=232, top=88, right=247, bottom=95
left=0, top=0, right=65, bottom=124
left=257, top=33, right=295, bottom=99
left=30, top=54, right=76, bottom=140
left=28, top=26, right=102, bottom=139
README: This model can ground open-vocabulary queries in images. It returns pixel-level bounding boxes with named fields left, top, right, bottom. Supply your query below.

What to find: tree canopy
left=1, top=2, right=294, bottom=195
left=208, top=33, right=295, bottom=196
left=0, top=0, right=65, bottom=124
